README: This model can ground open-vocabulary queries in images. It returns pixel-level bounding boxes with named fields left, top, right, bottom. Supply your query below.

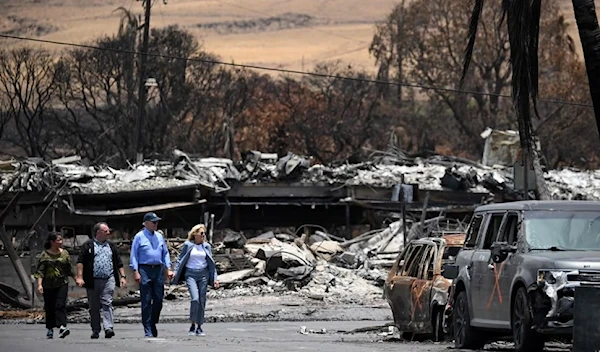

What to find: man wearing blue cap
left=130, top=212, right=174, bottom=337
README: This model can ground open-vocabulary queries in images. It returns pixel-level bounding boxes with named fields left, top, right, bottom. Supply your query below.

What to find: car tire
left=432, top=306, right=444, bottom=342
left=453, top=290, right=485, bottom=349
left=401, top=332, right=415, bottom=341
left=512, top=287, right=545, bottom=352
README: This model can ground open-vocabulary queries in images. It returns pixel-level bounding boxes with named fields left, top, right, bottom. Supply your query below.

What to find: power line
left=0, top=33, right=593, bottom=108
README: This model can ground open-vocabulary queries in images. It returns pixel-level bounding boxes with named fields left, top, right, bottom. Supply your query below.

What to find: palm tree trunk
left=572, top=0, right=600, bottom=135
left=531, top=137, right=551, bottom=200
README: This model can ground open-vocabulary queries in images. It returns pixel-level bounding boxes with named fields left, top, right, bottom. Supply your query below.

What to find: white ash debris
left=545, top=168, right=600, bottom=200
left=207, top=285, right=282, bottom=299
left=299, top=261, right=382, bottom=305
left=355, top=265, right=389, bottom=286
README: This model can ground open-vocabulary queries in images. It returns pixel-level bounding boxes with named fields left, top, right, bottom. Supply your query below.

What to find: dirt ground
left=0, top=0, right=592, bottom=73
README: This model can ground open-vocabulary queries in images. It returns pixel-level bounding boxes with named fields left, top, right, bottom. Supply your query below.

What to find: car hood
left=526, top=251, right=600, bottom=270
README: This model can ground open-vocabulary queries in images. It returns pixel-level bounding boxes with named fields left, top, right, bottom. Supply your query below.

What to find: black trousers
left=43, top=284, right=68, bottom=329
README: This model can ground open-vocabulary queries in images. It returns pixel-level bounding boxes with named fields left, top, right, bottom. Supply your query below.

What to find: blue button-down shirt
left=93, top=240, right=113, bottom=279
left=129, top=228, right=171, bottom=271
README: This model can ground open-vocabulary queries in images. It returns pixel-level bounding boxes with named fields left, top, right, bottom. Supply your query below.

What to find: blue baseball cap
left=143, top=212, right=162, bottom=222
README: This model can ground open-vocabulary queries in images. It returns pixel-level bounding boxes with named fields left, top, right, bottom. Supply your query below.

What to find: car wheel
left=453, top=290, right=485, bottom=349
left=401, top=332, right=415, bottom=341
left=443, top=307, right=453, bottom=337
left=432, top=307, right=444, bottom=342
left=512, top=287, right=545, bottom=352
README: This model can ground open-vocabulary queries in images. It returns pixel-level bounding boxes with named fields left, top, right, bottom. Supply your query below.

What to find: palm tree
left=462, top=0, right=600, bottom=201
left=462, top=0, right=547, bottom=200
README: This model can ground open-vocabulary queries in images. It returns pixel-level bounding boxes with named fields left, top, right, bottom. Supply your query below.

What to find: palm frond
left=460, top=0, right=484, bottom=86
left=529, top=0, right=541, bottom=119
left=505, top=0, right=540, bottom=150
left=498, top=0, right=511, bottom=29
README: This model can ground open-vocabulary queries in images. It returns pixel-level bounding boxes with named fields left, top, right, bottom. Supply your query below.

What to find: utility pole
left=135, top=0, right=152, bottom=164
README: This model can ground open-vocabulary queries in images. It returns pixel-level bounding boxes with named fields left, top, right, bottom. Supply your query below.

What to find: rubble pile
left=2, top=149, right=600, bottom=200
left=199, top=216, right=466, bottom=303
left=298, top=261, right=382, bottom=305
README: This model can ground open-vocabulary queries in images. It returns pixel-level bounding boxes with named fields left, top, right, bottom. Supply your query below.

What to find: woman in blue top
left=172, top=224, right=220, bottom=336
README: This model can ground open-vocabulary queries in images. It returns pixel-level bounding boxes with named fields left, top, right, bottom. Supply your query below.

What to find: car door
left=470, top=211, right=505, bottom=327
left=386, top=242, right=427, bottom=331
left=494, top=211, right=521, bottom=326
left=385, top=243, right=412, bottom=324
left=410, top=241, right=438, bottom=330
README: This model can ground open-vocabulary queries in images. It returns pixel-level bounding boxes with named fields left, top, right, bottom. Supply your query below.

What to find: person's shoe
left=105, top=328, right=115, bottom=339
left=195, top=327, right=205, bottom=337
left=188, top=324, right=196, bottom=336
left=151, top=324, right=158, bottom=337
left=91, top=331, right=100, bottom=339
left=46, top=329, right=53, bottom=339
left=58, top=326, right=70, bottom=339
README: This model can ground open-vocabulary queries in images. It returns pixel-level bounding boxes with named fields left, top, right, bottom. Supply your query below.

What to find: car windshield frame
left=524, top=210, right=600, bottom=251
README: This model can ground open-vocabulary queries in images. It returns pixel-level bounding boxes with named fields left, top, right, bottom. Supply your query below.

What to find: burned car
left=448, top=200, right=600, bottom=352
left=384, top=233, right=465, bottom=341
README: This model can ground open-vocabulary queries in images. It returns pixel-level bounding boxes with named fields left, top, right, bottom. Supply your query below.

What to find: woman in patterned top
left=34, top=233, right=76, bottom=339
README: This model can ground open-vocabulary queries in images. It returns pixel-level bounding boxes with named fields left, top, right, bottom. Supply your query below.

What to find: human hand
left=76, top=277, right=85, bottom=287
left=37, top=285, right=43, bottom=294
left=214, top=280, right=220, bottom=289
left=135, top=271, right=141, bottom=283
left=120, top=277, right=128, bottom=288
left=167, top=270, right=174, bottom=280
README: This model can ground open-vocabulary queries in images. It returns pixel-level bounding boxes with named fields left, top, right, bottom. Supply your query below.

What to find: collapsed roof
left=0, top=149, right=598, bottom=201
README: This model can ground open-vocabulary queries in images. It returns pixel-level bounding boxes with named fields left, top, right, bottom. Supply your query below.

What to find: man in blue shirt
left=130, top=212, right=174, bottom=337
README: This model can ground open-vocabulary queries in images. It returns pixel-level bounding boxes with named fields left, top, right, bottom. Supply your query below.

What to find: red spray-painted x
left=486, top=261, right=505, bottom=310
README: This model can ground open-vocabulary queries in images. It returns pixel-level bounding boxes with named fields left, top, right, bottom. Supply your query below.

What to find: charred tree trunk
left=0, top=226, right=34, bottom=304
left=572, top=0, right=600, bottom=139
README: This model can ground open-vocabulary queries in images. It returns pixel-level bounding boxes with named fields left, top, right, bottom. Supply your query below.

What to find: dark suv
left=447, top=200, right=600, bottom=352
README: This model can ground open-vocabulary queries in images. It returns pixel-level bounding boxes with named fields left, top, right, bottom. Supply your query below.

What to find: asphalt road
left=0, top=321, right=454, bottom=352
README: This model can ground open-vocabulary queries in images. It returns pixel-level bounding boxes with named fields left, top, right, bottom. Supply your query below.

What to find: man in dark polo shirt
left=76, top=222, right=128, bottom=339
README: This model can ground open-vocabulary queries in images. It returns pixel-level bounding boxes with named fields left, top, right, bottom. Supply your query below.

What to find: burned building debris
left=2, top=147, right=600, bottom=331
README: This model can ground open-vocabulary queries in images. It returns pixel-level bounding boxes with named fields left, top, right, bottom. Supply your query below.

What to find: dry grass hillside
left=0, top=0, right=597, bottom=73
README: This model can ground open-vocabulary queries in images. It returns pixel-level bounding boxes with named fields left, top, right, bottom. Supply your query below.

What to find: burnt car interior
left=398, top=244, right=434, bottom=279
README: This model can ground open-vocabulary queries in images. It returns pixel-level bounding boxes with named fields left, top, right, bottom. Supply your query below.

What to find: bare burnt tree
left=371, top=0, right=594, bottom=165
left=278, top=62, right=384, bottom=163
left=371, top=0, right=513, bottom=156
left=192, top=67, right=258, bottom=159
left=369, top=0, right=409, bottom=102
left=0, top=48, right=58, bottom=157
left=55, top=35, right=137, bottom=165
left=143, top=25, right=200, bottom=157
left=0, top=93, right=11, bottom=145
left=54, top=23, right=206, bottom=165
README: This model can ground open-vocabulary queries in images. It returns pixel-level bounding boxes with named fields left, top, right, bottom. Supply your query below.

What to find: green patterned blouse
left=34, top=249, right=74, bottom=288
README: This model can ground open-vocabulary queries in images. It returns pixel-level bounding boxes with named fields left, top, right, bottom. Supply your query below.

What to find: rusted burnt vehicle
left=447, top=200, right=600, bottom=352
left=384, top=233, right=466, bottom=341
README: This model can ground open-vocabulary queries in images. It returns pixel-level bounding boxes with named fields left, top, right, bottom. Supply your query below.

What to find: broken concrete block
left=223, top=230, right=247, bottom=248
left=310, top=240, right=344, bottom=261
left=255, top=248, right=277, bottom=261
left=217, top=269, right=254, bottom=285
left=307, top=293, right=325, bottom=300
left=256, top=231, right=275, bottom=240
left=254, top=260, right=266, bottom=272
left=276, top=265, right=313, bottom=280
left=339, top=252, right=356, bottom=265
